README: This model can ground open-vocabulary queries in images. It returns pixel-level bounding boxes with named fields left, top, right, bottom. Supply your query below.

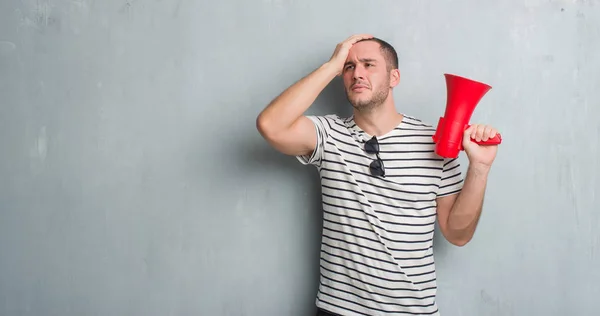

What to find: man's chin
left=350, top=96, right=370, bottom=106
left=351, top=101, right=374, bottom=110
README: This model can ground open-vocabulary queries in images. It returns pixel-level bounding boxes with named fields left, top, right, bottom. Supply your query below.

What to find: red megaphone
left=432, top=74, right=502, bottom=158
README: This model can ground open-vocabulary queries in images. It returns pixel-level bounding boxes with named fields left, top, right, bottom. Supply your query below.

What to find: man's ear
left=389, top=69, right=400, bottom=87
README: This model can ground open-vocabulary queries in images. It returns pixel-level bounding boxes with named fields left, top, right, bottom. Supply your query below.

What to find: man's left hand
left=462, top=124, right=499, bottom=170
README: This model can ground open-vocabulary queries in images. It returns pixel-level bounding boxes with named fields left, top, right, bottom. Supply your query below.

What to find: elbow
left=446, top=231, right=474, bottom=247
left=443, top=227, right=473, bottom=247
left=449, top=237, right=471, bottom=247
left=256, top=113, right=266, bottom=135
left=256, top=112, right=273, bottom=139
left=256, top=113, right=284, bottom=147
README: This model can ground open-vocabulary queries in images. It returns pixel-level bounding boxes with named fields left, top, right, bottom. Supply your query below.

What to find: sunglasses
left=365, top=136, right=385, bottom=177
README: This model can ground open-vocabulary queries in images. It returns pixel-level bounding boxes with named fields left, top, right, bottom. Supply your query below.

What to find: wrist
left=467, top=163, right=491, bottom=176
left=321, top=61, right=341, bottom=76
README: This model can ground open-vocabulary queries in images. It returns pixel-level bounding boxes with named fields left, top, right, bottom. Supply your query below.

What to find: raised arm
left=256, top=34, right=373, bottom=156
left=436, top=124, right=500, bottom=246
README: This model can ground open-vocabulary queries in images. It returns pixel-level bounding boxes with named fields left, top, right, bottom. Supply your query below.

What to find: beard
left=346, top=85, right=390, bottom=112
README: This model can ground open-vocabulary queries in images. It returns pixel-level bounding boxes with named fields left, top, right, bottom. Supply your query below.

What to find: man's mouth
left=351, top=84, right=369, bottom=91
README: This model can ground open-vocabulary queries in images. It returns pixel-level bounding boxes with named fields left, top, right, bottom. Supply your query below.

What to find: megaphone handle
left=471, top=133, right=502, bottom=145
left=454, top=123, right=502, bottom=148
left=465, top=124, right=502, bottom=145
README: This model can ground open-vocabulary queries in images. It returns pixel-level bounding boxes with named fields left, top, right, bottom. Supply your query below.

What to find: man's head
left=342, top=37, right=400, bottom=112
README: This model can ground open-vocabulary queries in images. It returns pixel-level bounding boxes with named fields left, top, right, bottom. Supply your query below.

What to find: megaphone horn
left=432, top=74, right=502, bottom=158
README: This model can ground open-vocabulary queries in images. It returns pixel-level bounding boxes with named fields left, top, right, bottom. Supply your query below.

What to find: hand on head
left=328, top=34, right=374, bottom=75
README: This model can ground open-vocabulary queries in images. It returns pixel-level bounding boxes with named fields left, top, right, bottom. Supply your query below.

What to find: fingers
left=344, top=34, right=374, bottom=45
left=468, top=124, right=498, bottom=142
left=331, top=34, right=375, bottom=75
left=346, top=34, right=373, bottom=41
left=488, top=126, right=498, bottom=138
left=354, top=34, right=374, bottom=41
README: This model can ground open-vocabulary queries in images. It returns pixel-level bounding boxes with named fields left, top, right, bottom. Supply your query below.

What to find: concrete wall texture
left=1, top=0, right=599, bottom=315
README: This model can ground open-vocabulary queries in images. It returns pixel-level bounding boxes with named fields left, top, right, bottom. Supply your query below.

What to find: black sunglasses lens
left=370, top=159, right=385, bottom=176
left=365, top=137, right=379, bottom=154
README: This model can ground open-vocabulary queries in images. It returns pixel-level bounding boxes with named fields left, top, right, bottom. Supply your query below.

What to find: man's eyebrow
left=359, top=58, right=377, bottom=63
left=344, top=58, right=378, bottom=66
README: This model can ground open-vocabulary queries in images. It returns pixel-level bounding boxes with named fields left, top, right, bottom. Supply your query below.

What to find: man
left=256, top=34, right=499, bottom=316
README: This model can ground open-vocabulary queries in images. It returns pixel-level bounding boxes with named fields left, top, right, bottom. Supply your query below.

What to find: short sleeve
left=295, top=115, right=332, bottom=168
left=437, top=157, right=464, bottom=197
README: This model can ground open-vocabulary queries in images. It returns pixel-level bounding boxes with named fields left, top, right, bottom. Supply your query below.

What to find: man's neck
left=353, top=101, right=403, bottom=137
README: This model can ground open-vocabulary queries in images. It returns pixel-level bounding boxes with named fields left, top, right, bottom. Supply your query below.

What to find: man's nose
left=353, top=66, right=366, bottom=80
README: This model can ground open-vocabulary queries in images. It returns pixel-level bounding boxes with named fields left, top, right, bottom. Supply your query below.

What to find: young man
left=256, top=34, right=500, bottom=316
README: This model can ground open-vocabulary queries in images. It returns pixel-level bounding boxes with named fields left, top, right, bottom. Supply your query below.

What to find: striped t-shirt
left=296, top=113, right=464, bottom=316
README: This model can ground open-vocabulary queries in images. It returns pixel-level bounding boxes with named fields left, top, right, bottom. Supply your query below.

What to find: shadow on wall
left=238, top=74, right=352, bottom=179
left=231, top=73, right=354, bottom=224
left=182, top=80, right=343, bottom=313
left=314, top=76, right=354, bottom=118
left=230, top=82, right=349, bottom=315
left=432, top=221, right=452, bottom=258
left=222, top=73, right=353, bottom=234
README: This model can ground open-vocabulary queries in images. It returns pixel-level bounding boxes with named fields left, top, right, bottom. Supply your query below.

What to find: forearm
left=257, top=62, right=338, bottom=133
left=446, top=164, right=490, bottom=243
